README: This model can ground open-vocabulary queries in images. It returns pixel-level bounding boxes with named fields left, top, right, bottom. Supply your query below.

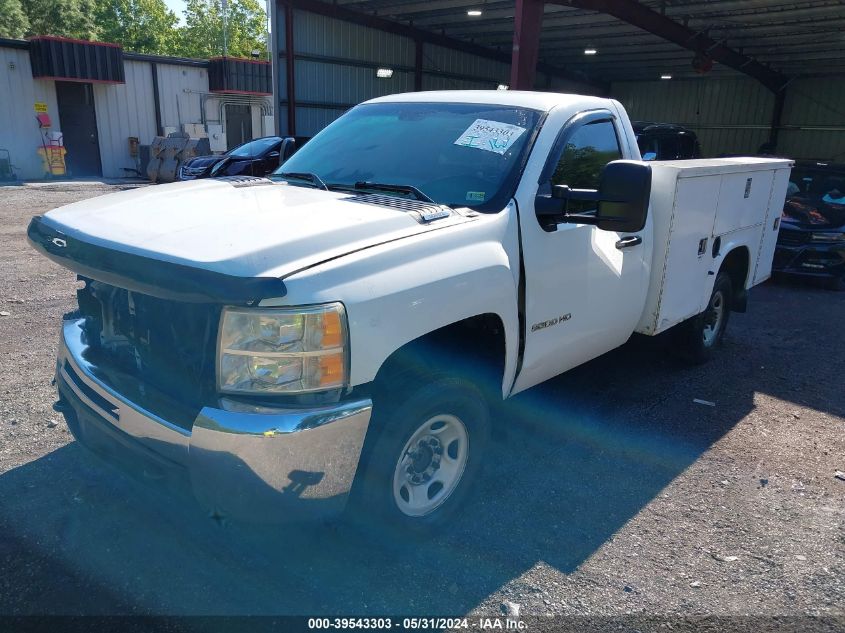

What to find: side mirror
left=539, top=160, right=651, bottom=233
left=595, top=160, right=651, bottom=233
left=279, top=137, right=296, bottom=165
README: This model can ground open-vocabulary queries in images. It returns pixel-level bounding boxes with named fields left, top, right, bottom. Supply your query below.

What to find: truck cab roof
left=364, top=90, right=614, bottom=113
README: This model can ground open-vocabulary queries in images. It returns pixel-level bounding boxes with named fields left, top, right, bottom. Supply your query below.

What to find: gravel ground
left=0, top=182, right=843, bottom=622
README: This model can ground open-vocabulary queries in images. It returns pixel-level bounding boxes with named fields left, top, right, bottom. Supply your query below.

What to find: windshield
left=228, top=137, right=280, bottom=158
left=273, top=102, right=542, bottom=211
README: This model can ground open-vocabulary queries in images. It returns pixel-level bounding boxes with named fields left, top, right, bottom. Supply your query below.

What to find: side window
left=550, top=120, right=622, bottom=213
left=638, top=136, right=659, bottom=161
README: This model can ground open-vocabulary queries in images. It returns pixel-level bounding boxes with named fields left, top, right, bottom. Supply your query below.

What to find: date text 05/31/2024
left=308, top=617, right=528, bottom=630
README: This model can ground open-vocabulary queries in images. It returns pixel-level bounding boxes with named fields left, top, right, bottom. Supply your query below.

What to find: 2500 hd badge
left=531, top=313, right=572, bottom=332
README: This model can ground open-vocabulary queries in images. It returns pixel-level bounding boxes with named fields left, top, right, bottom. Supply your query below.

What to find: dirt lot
left=0, top=182, right=843, bottom=622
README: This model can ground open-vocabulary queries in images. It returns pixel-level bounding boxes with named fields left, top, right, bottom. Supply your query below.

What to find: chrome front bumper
left=56, top=319, right=372, bottom=522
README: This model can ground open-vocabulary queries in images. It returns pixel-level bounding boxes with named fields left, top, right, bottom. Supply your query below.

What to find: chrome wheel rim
left=392, top=413, right=469, bottom=517
left=702, top=289, right=725, bottom=348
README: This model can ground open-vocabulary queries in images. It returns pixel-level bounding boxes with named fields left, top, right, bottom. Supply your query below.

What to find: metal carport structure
left=272, top=0, right=845, bottom=159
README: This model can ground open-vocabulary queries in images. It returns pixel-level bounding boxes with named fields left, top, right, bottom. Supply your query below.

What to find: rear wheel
left=673, top=272, right=733, bottom=364
left=349, top=375, right=490, bottom=536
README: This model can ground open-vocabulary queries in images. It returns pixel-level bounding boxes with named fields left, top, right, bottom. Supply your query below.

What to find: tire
left=348, top=374, right=490, bottom=537
left=673, top=272, right=733, bottom=365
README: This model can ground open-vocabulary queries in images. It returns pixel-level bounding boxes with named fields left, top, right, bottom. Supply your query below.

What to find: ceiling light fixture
left=467, top=9, right=482, bottom=16
left=376, top=68, right=394, bottom=78
left=584, top=48, right=597, bottom=55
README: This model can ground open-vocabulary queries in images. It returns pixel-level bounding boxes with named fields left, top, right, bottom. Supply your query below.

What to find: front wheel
left=673, top=272, right=733, bottom=364
left=348, top=375, right=490, bottom=536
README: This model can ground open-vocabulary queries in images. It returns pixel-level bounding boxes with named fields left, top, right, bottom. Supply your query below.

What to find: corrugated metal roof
left=331, top=0, right=845, bottom=83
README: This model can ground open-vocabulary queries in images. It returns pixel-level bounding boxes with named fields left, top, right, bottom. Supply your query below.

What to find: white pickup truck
left=29, top=91, right=791, bottom=532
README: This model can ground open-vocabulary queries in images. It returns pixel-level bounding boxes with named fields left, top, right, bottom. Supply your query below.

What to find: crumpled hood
left=782, top=196, right=845, bottom=229
left=41, top=179, right=467, bottom=279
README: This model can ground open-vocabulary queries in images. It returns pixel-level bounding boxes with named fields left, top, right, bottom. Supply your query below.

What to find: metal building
left=0, top=37, right=274, bottom=180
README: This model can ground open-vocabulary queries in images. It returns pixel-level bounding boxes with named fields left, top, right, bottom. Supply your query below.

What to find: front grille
left=181, top=165, right=206, bottom=176
left=777, top=229, right=809, bottom=247
left=77, top=280, right=221, bottom=408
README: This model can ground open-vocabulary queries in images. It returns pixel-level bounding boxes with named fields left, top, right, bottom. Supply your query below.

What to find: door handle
left=615, top=235, right=642, bottom=250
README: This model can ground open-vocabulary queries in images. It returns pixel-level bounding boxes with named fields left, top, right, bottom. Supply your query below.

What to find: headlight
left=217, top=303, right=347, bottom=395
left=810, top=232, right=845, bottom=243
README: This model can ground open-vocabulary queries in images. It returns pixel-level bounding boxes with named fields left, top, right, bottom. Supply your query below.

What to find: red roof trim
left=28, top=35, right=122, bottom=49
left=33, top=75, right=125, bottom=85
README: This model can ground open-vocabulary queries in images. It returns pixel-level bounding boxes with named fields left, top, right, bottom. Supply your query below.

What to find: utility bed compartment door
left=657, top=175, right=721, bottom=329
left=714, top=171, right=775, bottom=235
left=753, top=167, right=791, bottom=284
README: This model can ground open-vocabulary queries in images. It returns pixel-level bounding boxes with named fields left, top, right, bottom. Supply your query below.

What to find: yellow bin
left=37, top=145, right=67, bottom=177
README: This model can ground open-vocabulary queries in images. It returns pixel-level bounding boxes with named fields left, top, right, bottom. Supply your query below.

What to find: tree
left=0, top=0, right=29, bottom=39
left=96, top=0, right=180, bottom=55
left=22, top=0, right=99, bottom=40
left=6, top=0, right=267, bottom=59
left=177, top=0, right=267, bottom=59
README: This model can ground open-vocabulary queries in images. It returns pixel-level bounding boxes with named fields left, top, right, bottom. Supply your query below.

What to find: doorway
left=55, top=81, right=102, bottom=177
left=225, top=105, right=253, bottom=151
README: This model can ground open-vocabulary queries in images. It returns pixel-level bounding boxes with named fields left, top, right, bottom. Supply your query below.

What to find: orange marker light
left=318, top=353, right=345, bottom=387
left=320, top=310, right=343, bottom=349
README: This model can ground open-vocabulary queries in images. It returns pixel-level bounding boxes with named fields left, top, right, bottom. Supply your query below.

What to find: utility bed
left=637, top=157, right=793, bottom=335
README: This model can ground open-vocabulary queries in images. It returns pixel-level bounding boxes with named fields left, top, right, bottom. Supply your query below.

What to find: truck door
left=511, top=111, right=650, bottom=394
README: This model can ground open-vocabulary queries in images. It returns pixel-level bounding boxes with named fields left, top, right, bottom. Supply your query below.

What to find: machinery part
left=0, top=149, right=16, bottom=181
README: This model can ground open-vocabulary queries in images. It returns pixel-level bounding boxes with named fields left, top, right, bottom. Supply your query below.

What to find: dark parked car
left=774, top=161, right=845, bottom=290
left=633, top=122, right=702, bottom=161
left=178, top=136, right=294, bottom=180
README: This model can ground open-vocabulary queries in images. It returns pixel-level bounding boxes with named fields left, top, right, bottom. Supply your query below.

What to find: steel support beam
left=768, top=87, right=787, bottom=151
left=510, top=0, right=544, bottom=90
left=414, top=39, right=423, bottom=91
left=269, top=0, right=282, bottom=135
left=555, top=0, right=790, bottom=93
left=284, top=3, right=296, bottom=136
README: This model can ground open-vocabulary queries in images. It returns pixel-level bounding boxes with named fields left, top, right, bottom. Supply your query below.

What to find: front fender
left=271, top=207, right=521, bottom=398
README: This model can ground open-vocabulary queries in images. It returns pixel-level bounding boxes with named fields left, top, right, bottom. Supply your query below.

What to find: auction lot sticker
left=454, top=119, right=526, bottom=155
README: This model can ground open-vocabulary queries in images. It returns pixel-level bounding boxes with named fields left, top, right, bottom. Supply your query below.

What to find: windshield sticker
left=466, top=191, right=486, bottom=202
left=454, top=119, right=527, bottom=155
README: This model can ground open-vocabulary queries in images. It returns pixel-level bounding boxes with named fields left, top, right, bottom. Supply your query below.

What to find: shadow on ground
left=1, top=282, right=843, bottom=615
